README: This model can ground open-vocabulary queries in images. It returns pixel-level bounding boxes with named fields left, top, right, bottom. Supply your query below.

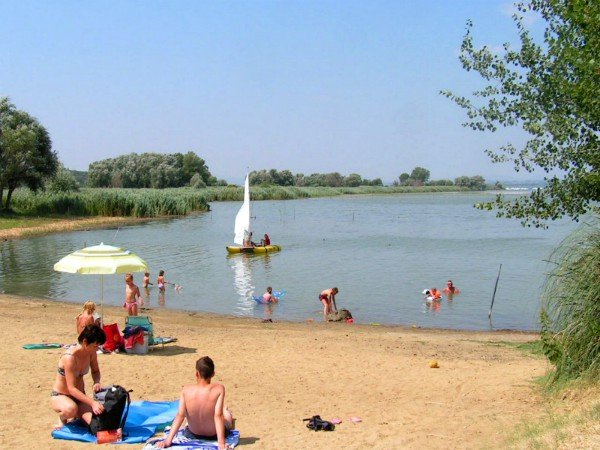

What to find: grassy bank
left=0, top=216, right=155, bottom=240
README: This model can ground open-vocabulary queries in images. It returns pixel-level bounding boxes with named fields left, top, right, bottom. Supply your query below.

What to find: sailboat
left=226, top=174, right=282, bottom=254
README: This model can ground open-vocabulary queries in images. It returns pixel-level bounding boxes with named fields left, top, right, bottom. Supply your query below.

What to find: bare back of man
left=183, top=382, right=231, bottom=436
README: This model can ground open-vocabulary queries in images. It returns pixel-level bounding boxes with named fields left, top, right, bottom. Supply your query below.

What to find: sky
left=0, top=0, right=542, bottom=184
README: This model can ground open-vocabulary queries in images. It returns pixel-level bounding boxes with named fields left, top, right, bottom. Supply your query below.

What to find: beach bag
left=303, top=415, right=335, bottom=431
left=102, top=323, right=124, bottom=352
left=326, top=309, right=352, bottom=322
left=90, top=385, right=131, bottom=435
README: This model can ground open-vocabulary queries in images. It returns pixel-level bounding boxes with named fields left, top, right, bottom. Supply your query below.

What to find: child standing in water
left=157, top=270, right=167, bottom=293
left=143, top=272, right=153, bottom=288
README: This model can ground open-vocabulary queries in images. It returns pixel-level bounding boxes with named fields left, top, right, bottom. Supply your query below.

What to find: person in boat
left=443, top=280, right=460, bottom=296
left=262, top=286, right=278, bottom=303
left=124, top=273, right=142, bottom=316
left=243, top=231, right=256, bottom=248
left=76, top=300, right=101, bottom=335
left=51, top=325, right=106, bottom=427
left=155, top=356, right=235, bottom=449
left=319, top=287, right=339, bottom=321
left=260, top=233, right=271, bottom=246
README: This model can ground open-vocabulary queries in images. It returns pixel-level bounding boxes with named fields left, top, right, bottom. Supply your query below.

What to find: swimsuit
left=53, top=353, right=89, bottom=403
left=57, top=353, right=90, bottom=377
left=183, top=426, right=230, bottom=441
left=51, top=390, right=80, bottom=403
left=319, top=294, right=328, bottom=302
left=125, top=302, right=137, bottom=313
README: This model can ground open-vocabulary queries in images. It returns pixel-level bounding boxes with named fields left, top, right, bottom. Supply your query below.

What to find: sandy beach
left=0, top=294, right=548, bottom=449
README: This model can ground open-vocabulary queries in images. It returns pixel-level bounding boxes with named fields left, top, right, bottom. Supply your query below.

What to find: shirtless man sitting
left=157, top=356, right=234, bottom=449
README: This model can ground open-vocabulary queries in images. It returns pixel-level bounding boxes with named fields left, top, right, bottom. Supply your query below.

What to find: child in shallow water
left=143, top=272, right=153, bottom=288
left=157, top=270, right=167, bottom=292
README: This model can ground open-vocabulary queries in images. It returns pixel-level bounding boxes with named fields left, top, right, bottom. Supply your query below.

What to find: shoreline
left=0, top=215, right=160, bottom=241
left=3, top=293, right=548, bottom=449
left=7, top=293, right=542, bottom=334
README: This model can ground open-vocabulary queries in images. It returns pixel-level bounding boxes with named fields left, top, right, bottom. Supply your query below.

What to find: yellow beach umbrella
left=54, top=243, right=148, bottom=325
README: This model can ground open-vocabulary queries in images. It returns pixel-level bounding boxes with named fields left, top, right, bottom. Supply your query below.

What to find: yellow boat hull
left=226, top=245, right=282, bottom=254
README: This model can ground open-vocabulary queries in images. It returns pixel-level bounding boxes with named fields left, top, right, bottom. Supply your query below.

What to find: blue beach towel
left=51, top=400, right=178, bottom=444
left=143, top=429, right=240, bottom=449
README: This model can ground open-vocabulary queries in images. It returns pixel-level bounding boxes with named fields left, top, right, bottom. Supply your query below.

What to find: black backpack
left=90, top=385, right=131, bottom=435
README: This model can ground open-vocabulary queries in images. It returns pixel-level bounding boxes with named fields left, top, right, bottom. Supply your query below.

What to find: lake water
left=0, top=192, right=577, bottom=331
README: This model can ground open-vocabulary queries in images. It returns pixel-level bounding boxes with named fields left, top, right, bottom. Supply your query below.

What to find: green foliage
left=454, top=175, right=487, bottom=190
left=249, top=169, right=381, bottom=188
left=443, top=0, right=600, bottom=228
left=0, top=97, right=59, bottom=212
left=410, top=166, right=430, bottom=183
left=540, top=218, right=600, bottom=381
left=11, top=188, right=210, bottom=217
left=47, top=165, right=80, bottom=193
left=68, top=169, right=88, bottom=187
left=189, top=172, right=207, bottom=188
left=87, top=151, right=214, bottom=189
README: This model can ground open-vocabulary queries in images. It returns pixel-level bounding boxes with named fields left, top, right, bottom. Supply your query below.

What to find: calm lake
left=0, top=192, right=577, bottom=331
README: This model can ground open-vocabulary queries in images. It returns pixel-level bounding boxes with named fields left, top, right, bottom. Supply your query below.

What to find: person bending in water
left=156, top=356, right=234, bottom=449
left=124, top=273, right=142, bottom=316
left=51, top=325, right=106, bottom=427
left=319, top=287, right=339, bottom=321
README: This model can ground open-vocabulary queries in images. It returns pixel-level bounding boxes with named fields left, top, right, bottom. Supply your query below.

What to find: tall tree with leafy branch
left=443, top=0, right=599, bottom=228
left=0, top=97, right=59, bottom=212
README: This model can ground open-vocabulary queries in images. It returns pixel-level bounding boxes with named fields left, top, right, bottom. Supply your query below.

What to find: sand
left=0, top=294, right=548, bottom=449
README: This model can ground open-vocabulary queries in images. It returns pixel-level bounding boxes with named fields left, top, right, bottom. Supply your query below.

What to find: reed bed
left=10, top=185, right=469, bottom=218
left=11, top=188, right=210, bottom=217
left=541, top=216, right=600, bottom=381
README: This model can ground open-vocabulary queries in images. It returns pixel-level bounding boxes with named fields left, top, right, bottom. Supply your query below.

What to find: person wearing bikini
left=50, top=325, right=106, bottom=426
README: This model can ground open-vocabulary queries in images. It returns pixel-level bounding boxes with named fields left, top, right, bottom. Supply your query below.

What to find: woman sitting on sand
left=50, top=325, right=106, bottom=427
left=75, top=301, right=100, bottom=335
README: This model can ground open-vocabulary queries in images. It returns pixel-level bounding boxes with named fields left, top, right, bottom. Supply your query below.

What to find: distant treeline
left=249, top=169, right=383, bottom=187
left=86, top=152, right=227, bottom=189
left=393, top=166, right=500, bottom=190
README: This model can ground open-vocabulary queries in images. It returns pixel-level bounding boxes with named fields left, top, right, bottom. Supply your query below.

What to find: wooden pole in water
left=488, top=264, right=502, bottom=319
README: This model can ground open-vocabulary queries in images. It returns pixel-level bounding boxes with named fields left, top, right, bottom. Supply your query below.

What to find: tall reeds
left=10, top=184, right=469, bottom=217
left=11, top=188, right=210, bottom=217
left=540, top=216, right=600, bottom=381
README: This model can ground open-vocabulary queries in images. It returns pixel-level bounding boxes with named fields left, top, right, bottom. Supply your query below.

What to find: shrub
left=540, top=217, right=600, bottom=381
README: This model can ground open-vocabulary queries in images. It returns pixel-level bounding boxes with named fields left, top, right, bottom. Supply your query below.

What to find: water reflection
left=229, top=254, right=255, bottom=314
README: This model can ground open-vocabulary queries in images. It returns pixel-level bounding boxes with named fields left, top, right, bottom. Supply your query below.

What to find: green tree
left=343, top=173, right=362, bottom=187
left=47, top=164, right=80, bottom=193
left=443, top=0, right=599, bottom=227
left=0, top=97, right=58, bottom=212
left=410, top=167, right=430, bottom=184
left=398, top=172, right=410, bottom=185
left=182, top=151, right=211, bottom=184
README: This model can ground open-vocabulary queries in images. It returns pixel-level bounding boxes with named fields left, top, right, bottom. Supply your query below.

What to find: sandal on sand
left=330, top=418, right=342, bottom=424
left=350, top=416, right=362, bottom=423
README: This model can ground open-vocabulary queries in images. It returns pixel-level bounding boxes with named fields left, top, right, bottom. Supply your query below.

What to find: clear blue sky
left=0, top=0, right=539, bottom=183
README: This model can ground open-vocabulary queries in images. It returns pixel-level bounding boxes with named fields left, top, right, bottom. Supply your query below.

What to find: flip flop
left=330, top=418, right=342, bottom=424
left=350, top=416, right=362, bottom=423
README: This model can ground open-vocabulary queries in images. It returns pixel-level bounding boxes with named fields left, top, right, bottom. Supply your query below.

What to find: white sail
left=233, top=174, right=251, bottom=245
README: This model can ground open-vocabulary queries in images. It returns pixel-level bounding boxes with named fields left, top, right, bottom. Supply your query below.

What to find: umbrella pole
left=100, top=274, right=104, bottom=327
